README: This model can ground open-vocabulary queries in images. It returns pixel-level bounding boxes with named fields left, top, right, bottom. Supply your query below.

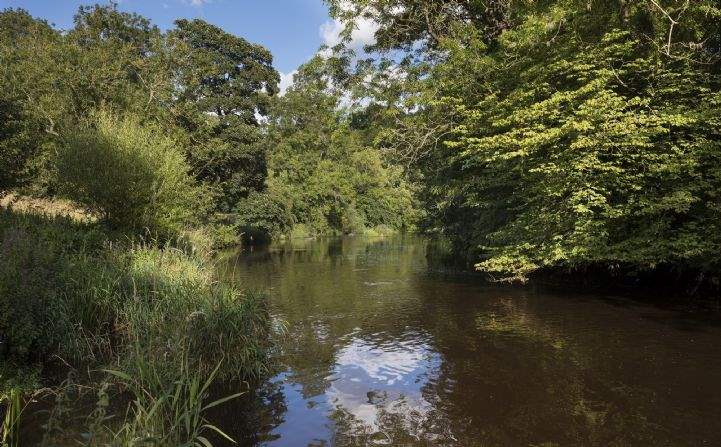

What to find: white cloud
left=183, top=0, right=211, bottom=6
left=319, top=19, right=344, bottom=48
left=278, top=70, right=298, bottom=96
left=274, top=8, right=381, bottom=101
left=325, top=336, right=438, bottom=430
left=319, top=16, right=378, bottom=52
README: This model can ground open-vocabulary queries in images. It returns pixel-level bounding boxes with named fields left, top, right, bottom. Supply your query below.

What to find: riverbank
left=424, top=236, right=721, bottom=301
left=0, top=196, right=274, bottom=445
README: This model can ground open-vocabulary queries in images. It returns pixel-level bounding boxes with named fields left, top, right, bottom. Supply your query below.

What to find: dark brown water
left=217, top=236, right=721, bottom=446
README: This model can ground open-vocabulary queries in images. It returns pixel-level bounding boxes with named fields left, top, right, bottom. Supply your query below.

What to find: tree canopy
left=326, top=0, right=721, bottom=286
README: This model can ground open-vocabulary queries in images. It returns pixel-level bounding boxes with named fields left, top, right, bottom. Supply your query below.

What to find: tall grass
left=0, top=207, right=273, bottom=443
left=0, top=386, right=49, bottom=447
left=1, top=389, right=21, bottom=447
left=104, top=353, right=241, bottom=446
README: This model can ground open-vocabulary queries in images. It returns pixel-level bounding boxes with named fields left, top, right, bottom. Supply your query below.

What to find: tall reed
left=1, top=206, right=275, bottom=443
left=0, top=388, right=21, bottom=447
left=105, top=350, right=242, bottom=446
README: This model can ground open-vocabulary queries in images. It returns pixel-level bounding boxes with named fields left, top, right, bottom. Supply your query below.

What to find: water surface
left=217, top=236, right=721, bottom=446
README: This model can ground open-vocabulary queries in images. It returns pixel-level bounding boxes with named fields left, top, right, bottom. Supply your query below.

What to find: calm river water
left=216, top=236, right=721, bottom=446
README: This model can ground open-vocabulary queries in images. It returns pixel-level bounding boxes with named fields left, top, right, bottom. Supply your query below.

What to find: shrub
left=57, top=112, right=208, bottom=239
left=0, top=225, right=64, bottom=365
left=0, top=209, right=104, bottom=368
left=235, top=190, right=295, bottom=242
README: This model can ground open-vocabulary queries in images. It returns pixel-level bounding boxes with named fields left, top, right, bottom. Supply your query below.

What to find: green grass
left=0, top=206, right=274, bottom=444
left=103, top=355, right=242, bottom=446
left=361, top=224, right=398, bottom=238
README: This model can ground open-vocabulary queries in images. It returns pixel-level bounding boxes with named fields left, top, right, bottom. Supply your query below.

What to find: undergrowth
left=0, top=206, right=274, bottom=445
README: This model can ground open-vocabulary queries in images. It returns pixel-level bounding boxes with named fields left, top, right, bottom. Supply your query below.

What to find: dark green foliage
left=0, top=100, right=32, bottom=188
left=258, top=56, right=417, bottom=238
left=236, top=190, right=295, bottom=241
left=0, top=6, right=280, bottom=223
left=0, top=208, right=272, bottom=381
left=326, top=0, right=513, bottom=51
left=0, top=226, right=62, bottom=364
left=0, top=9, right=63, bottom=193
left=169, top=19, right=280, bottom=212
left=71, top=3, right=158, bottom=53
left=171, top=18, right=278, bottom=121
left=0, top=210, right=104, bottom=367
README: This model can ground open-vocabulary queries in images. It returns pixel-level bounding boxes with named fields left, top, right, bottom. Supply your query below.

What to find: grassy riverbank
left=0, top=197, right=273, bottom=445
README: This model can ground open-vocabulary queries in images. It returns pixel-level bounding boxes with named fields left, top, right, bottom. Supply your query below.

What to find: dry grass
left=0, top=191, right=95, bottom=223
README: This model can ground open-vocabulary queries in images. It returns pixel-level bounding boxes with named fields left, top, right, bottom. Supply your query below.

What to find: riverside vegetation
left=2, top=0, right=721, bottom=444
left=325, top=0, right=721, bottom=290
left=0, top=4, right=413, bottom=443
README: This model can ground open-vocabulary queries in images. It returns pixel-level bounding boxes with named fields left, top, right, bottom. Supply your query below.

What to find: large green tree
left=236, top=55, right=417, bottom=238
left=1, top=6, right=281, bottom=226
left=0, top=5, right=167, bottom=192
left=0, top=9, right=65, bottom=191
left=168, top=19, right=280, bottom=212
left=329, top=0, right=721, bottom=286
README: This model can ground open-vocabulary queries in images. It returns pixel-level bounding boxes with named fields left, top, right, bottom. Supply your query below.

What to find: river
left=215, top=236, right=721, bottom=446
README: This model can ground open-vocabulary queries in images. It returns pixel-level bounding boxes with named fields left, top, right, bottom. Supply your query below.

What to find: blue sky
left=0, top=0, right=338, bottom=78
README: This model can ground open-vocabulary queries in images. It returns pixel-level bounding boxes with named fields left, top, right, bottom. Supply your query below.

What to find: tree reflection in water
left=214, top=236, right=721, bottom=447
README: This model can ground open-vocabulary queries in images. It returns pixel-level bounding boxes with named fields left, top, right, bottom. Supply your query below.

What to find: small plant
left=1, top=387, right=46, bottom=447
left=1, top=388, right=21, bottom=447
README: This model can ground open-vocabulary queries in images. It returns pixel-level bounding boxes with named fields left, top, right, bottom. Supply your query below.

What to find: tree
left=325, top=0, right=514, bottom=53
left=0, top=5, right=168, bottom=193
left=240, top=56, right=417, bottom=238
left=168, top=19, right=280, bottom=212
left=0, top=9, right=65, bottom=192
left=58, top=112, right=207, bottom=238
left=329, top=0, right=721, bottom=286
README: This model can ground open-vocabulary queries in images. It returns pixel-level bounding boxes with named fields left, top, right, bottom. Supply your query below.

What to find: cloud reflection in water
left=266, top=333, right=441, bottom=445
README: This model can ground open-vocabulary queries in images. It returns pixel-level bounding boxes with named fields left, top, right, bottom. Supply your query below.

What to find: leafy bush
left=0, top=209, right=104, bottom=367
left=235, top=189, right=295, bottom=242
left=57, top=112, right=208, bottom=238
left=0, top=226, right=63, bottom=365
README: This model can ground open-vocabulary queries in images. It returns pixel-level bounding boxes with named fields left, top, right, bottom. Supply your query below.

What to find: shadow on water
left=212, top=236, right=721, bottom=447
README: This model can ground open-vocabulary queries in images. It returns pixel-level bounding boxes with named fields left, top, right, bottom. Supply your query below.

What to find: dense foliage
left=328, top=0, right=721, bottom=287
left=0, top=4, right=413, bottom=242
left=168, top=18, right=279, bottom=212
left=58, top=112, right=207, bottom=238
left=0, top=207, right=272, bottom=443
left=242, top=56, right=417, bottom=238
